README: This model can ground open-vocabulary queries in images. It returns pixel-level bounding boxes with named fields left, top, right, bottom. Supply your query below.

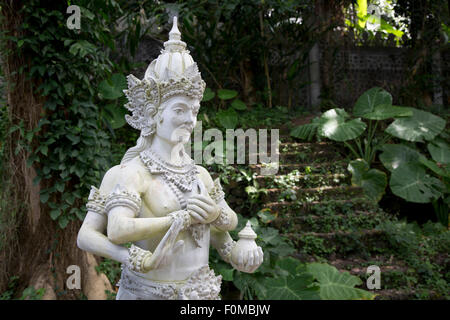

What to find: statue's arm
left=196, top=166, right=263, bottom=272
left=107, top=204, right=173, bottom=245
left=209, top=225, right=236, bottom=264
left=77, top=209, right=129, bottom=264
left=196, top=166, right=238, bottom=231
left=103, top=161, right=174, bottom=245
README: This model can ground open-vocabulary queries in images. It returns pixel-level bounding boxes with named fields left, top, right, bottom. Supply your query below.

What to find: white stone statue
left=77, top=17, right=263, bottom=300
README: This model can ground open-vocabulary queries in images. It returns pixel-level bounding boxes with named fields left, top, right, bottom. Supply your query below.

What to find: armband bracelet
left=127, top=244, right=153, bottom=273
left=212, top=206, right=231, bottom=228
left=105, top=184, right=141, bottom=217
left=209, top=178, right=225, bottom=203
left=86, top=186, right=106, bottom=216
left=218, top=239, right=236, bottom=264
left=168, top=210, right=191, bottom=231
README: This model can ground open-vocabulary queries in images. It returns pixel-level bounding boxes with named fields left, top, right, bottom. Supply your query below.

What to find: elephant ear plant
left=291, top=87, right=449, bottom=226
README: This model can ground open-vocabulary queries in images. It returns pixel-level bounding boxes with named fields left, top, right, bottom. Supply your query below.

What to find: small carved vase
left=231, top=221, right=257, bottom=266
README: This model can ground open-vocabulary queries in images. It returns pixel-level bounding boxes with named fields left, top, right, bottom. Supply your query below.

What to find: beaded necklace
left=139, top=148, right=205, bottom=247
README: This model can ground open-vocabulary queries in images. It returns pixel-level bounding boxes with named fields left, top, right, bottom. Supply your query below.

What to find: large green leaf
left=290, top=123, right=317, bottom=141
left=217, top=89, right=238, bottom=100
left=419, top=157, right=450, bottom=179
left=217, top=108, right=238, bottom=129
left=232, top=272, right=269, bottom=300
left=353, top=87, right=392, bottom=117
left=102, top=103, right=127, bottom=129
left=379, top=144, right=423, bottom=172
left=348, top=159, right=387, bottom=202
left=318, top=109, right=366, bottom=142
left=427, top=138, right=450, bottom=164
left=385, top=108, right=446, bottom=142
left=290, top=117, right=325, bottom=141
left=98, top=73, right=127, bottom=100
left=306, top=263, right=375, bottom=300
left=262, top=274, right=320, bottom=300
left=202, top=87, right=215, bottom=102
left=231, top=99, right=247, bottom=110
left=390, top=163, right=445, bottom=203
left=362, top=104, right=412, bottom=120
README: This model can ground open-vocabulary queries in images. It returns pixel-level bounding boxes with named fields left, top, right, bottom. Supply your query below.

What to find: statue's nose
left=185, top=111, right=195, bottom=125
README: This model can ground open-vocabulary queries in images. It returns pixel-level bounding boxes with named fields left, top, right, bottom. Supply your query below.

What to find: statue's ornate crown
left=124, top=16, right=206, bottom=136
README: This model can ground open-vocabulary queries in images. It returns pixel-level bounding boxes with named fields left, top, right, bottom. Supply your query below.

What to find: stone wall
left=127, top=35, right=447, bottom=111
left=321, top=46, right=408, bottom=108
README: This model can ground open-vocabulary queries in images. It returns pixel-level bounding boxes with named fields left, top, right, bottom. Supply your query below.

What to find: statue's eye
left=175, top=109, right=183, bottom=115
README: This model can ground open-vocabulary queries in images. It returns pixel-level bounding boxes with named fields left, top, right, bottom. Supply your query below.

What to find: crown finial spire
left=169, top=16, right=181, bottom=41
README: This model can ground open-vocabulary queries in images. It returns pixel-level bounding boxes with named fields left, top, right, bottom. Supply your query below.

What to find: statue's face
left=156, top=95, right=200, bottom=145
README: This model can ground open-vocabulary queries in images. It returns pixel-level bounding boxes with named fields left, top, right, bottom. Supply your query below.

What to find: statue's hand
left=231, top=246, right=264, bottom=274
left=187, top=194, right=220, bottom=224
left=142, top=252, right=155, bottom=273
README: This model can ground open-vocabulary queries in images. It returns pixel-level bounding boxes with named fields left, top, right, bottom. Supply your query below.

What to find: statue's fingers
left=187, top=206, right=206, bottom=223
left=191, top=194, right=215, bottom=205
left=173, top=240, right=184, bottom=253
left=143, top=254, right=155, bottom=271
left=247, top=249, right=254, bottom=269
left=187, top=204, right=208, bottom=220
left=257, top=247, right=264, bottom=265
left=188, top=198, right=214, bottom=213
left=238, top=250, right=244, bottom=267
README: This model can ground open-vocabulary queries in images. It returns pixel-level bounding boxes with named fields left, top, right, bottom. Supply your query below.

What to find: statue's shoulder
left=195, top=165, right=214, bottom=191
left=99, top=157, right=149, bottom=194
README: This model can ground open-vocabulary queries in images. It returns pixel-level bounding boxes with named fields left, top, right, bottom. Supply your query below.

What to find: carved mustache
left=178, top=125, right=194, bottom=132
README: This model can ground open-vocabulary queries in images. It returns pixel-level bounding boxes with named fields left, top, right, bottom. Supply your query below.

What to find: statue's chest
left=138, top=151, right=200, bottom=218
left=141, top=176, right=196, bottom=218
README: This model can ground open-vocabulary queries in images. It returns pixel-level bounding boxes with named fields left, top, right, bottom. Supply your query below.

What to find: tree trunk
left=0, top=0, right=111, bottom=300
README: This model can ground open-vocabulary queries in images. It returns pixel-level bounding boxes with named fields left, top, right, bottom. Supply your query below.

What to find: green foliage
left=377, top=220, right=450, bottom=298
left=348, top=159, right=387, bottom=202
left=260, top=258, right=320, bottom=300
left=249, top=256, right=374, bottom=300
left=173, top=0, right=317, bottom=106
left=353, top=87, right=393, bottom=117
left=0, top=1, right=150, bottom=229
left=385, top=108, right=446, bottom=142
left=0, top=276, right=19, bottom=300
left=95, top=258, right=122, bottom=287
left=290, top=87, right=449, bottom=221
left=98, top=74, right=127, bottom=100
left=306, top=263, right=375, bottom=300
left=19, top=287, right=45, bottom=300
left=389, top=163, right=445, bottom=204
left=0, top=277, right=45, bottom=300
left=217, top=89, right=238, bottom=100
left=217, top=108, right=239, bottom=130
left=347, top=0, right=407, bottom=46
left=318, top=109, right=367, bottom=142
left=427, top=138, right=450, bottom=164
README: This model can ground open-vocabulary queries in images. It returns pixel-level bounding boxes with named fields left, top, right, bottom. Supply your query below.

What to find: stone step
left=271, top=210, right=385, bottom=233
left=249, top=160, right=349, bottom=175
left=262, top=198, right=377, bottom=215
left=254, top=172, right=350, bottom=189
left=285, top=228, right=389, bottom=256
left=279, top=141, right=338, bottom=153
left=288, top=228, right=384, bottom=240
left=262, top=185, right=363, bottom=202
left=373, top=288, right=417, bottom=300
left=246, top=149, right=341, bottom=164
